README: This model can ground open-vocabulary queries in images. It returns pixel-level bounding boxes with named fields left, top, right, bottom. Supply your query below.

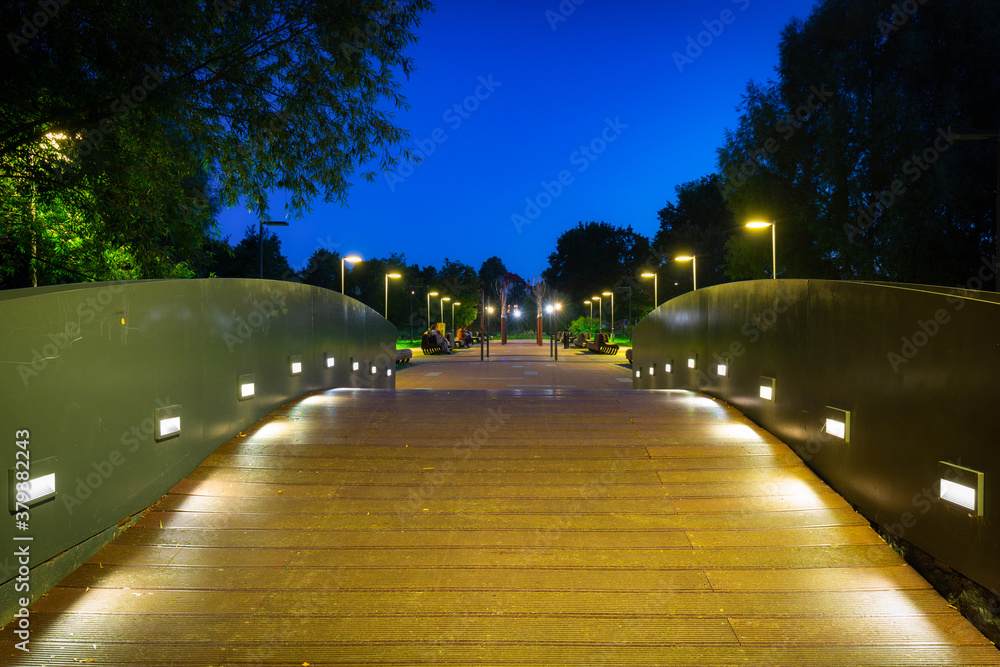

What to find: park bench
left=420, top=333, right=445, bottom=355
left=396, top=349, right=412, bottom=365
left=573, top=332, right=592, bottom=348
left=586, top=333, right=619, bottom=355
left=625, top=348, right=632, bottom=364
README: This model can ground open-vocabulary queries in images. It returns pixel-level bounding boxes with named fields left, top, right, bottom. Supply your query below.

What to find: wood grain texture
left=2, top=342, right=994, bottom=664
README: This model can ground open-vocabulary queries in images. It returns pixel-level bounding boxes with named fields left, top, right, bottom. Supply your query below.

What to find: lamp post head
left=261, top=220, right=288, bottom=227
left=344, top=255, right=362, bottom=263
left=674, top=255, right=694, bottom=262
left=602, top=291, right=612, bottom=297
left=584, top=300, right=591, bottom=305
left=387, top=273, right=401, bottom=279
left=453, top=302, right=460, bottom=306
left=429, top=291, right=438, bottom=297
left=442, top=297, right=450, bottom=302
left=641, top=272, right=656, bottom=278
left=745, top=221, right=773, bottom=229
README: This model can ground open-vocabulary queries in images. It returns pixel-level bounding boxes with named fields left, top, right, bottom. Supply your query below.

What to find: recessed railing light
left=238, top=373, right=255, bottom=400
left=825, top=406, right=851, bottom=442
left=939, top=461, right=984, bottom=516
left=759, top=376, right=775, bottom=401
left=289, top=354, right=302, bottom=376
left=154, top=405, right=182, bottom=441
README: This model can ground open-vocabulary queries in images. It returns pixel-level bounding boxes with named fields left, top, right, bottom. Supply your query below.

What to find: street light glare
left=387, top=273, right=402, bottom=279
left=675, top=256, right=694, bottom=262
left=429, top=291, right=438, bottom=296
left=746, top=221, right=772, bottom=229
left=344, top=255, right=362, bottom=263
left=641, top=272, right=655, bottom=278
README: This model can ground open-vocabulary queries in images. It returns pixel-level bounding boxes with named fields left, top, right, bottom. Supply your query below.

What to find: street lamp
left=545, top=303, right=562, bottom=360
left=675, top=256, right=697, bottom=291
left=427, top=291, right=438, bottom=333
left=602, top=291, right=615, bottom=340
left=341, top=254, right=362, bottom=294
left=591, top=296, right=602, bottom=335
left=259, top=220, right=288, bottom=279
left=954, top=130, right=1000, bottom=291
left=451, top=301, right=461, bottom=334
left=746, top=220, right=776, bottom=279
left=641, top=272, right=658, bottom=309
left=384, top=273, right=401, bottom=319
left=584, top=300, right=593, bottom=337
left=440, top=297, right=450, bottom=334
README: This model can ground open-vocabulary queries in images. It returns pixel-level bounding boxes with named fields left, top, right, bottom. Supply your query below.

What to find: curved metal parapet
left=632, top=277, right=1000, bottom=595
left=0, top=279, right=395, bottom=612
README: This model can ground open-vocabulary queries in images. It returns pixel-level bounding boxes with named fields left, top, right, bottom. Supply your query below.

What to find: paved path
left=3, top=341, right=996, bottom=664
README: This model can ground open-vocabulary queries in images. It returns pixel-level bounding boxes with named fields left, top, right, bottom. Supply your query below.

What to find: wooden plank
left=11, top=379, right=992, bottom=666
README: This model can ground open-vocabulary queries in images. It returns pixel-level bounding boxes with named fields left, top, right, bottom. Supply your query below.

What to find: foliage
left=652, top=175, right=736, bottom=290
left=0, top=0, right=431, bottom=286
left=298, top=248, right=343, bottom=291
left=208, top=225, right=295, bottom=281
left=717, top=0, right=1000, bottom=284
left=567, top=316, right=599, bottom=335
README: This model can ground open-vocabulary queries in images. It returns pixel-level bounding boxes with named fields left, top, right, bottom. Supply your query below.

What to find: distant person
left=434, top=327, right=452, bottom=354
left=463, top=329, right=473, bottom=347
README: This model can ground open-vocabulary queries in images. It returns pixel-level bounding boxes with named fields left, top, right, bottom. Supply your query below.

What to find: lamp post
left=675, top=256, right=697, bottom=291
left=641, top=272, right=658, bottom=309
left=591, top=296, right=602, bottom=335
left=602, top=291, right=615, bottom=341
left=486, top=305, right=494, bottom=357
left=385, top=273, right=401, bottom=319
left=546, top=303, right=562, bottom=360
left=746, top=220, right=776, bottom=279
left=427, top=291, right=438, bottom=334
left=584, top=300, right=592, bottom=338
left=259, top=220, right=288, bottom=279
left=341, top=254, right=362, bottom=294
left=440, top=297, right=450, bottom=334
left=451, top=301, right=460, bottom=334
left=954, top=130, right=1000, bottom=291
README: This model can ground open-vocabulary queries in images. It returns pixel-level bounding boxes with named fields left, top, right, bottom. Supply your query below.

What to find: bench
left=396, top=349, right=413, bottom=365
left=573, top=333, right=592, bottom=348
left=420, top=333, right=445, bottom=355
left=625, top=348, right=632, bottom=364
left=586, top=333, right=620, bottom=355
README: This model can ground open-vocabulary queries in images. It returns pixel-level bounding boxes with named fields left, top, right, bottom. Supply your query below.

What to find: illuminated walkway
left=2, top=342, right=995, bottom=664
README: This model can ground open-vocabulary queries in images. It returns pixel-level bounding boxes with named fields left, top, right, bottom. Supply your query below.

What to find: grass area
left=396, top=340, right=419, bottom=349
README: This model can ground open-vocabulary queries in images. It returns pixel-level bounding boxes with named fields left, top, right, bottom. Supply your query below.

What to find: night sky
left=218, top=0, right=819, bottom=279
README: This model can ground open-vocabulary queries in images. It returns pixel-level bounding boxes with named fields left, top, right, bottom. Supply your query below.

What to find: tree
left=543, top=221, right=650, bottom=315
left=652, top=174, right=735, bottom=293
left=298, top=248, right=342, bottom=291
left=0, top=0, right=431, bottom=285
left=478, top=256, right=508, bottom=296
left=717, top=0, right=1000, bottom=285
left=210, top=225, right=294, bottom=281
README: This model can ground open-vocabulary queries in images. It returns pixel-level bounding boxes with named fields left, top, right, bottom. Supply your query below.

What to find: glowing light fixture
left=324, top=352, right=335, bottom=369
left=289, top=354, right=302, bottom=376
left=8, top=459, right=57, bottom=511
left=759, top=376, right=775, bottom=401
left=687, top=354, right=697, bottom=370
left=674, top=255, right=697, bottom=291
left=939, top=462, right=984, bottom=516
left=351, top=357, right=360, bottom=372
left=154, top=404, right=182, bottom=441
left=370, top=363, right=378, bottom=376
left=648, top=365, right=655, bottom=376
left=635, top=369, right=641, bottom=378
left=665, top=361, right=673, bottom=374
left=387, top=367, right=393, bottom=377
left=825, top=406, right=851, bottom=443
left=717, top=356, right=729, bottom=377
left=238, top=373, right=255, bottom=400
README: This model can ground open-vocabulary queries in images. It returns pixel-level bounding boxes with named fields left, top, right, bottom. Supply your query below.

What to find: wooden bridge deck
left=3, top=342, right=996, bottom=664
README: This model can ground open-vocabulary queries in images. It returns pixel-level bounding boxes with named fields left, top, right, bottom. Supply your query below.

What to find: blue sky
left=218, top=0, right=819, bottom=279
